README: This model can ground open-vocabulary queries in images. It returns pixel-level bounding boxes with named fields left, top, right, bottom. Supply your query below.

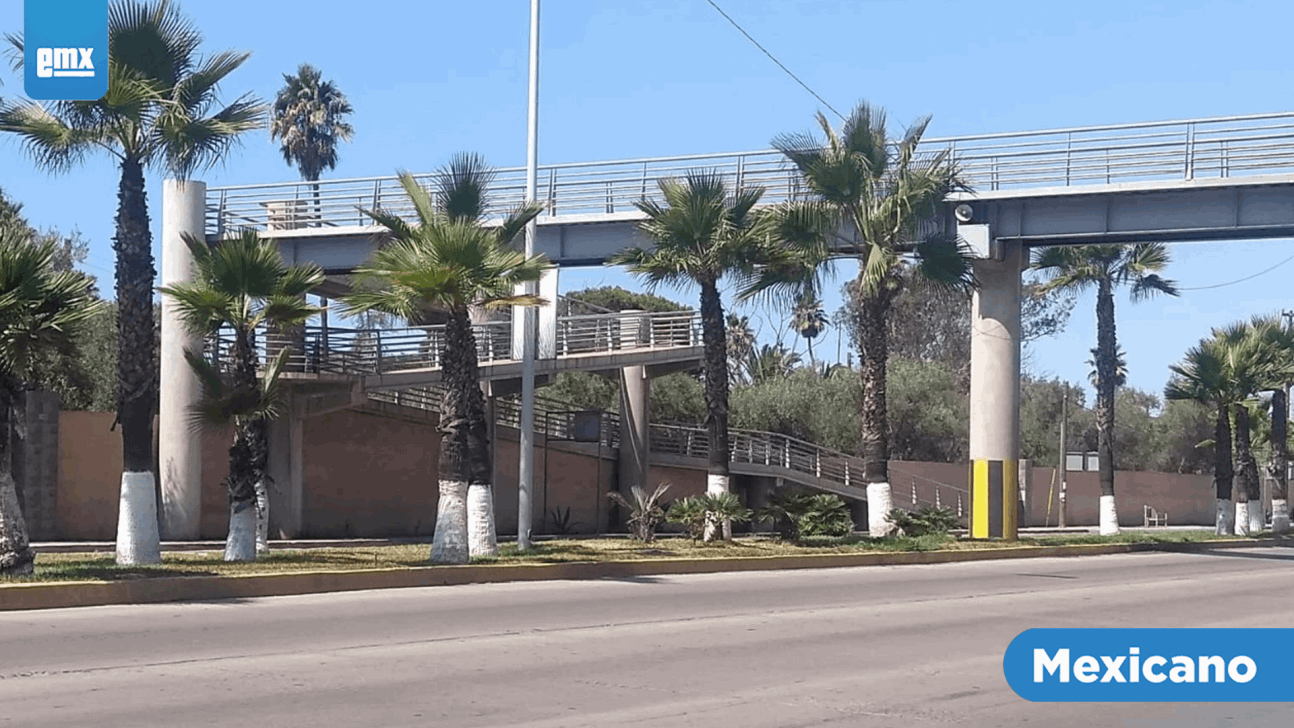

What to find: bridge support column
left=968, top=240, right=1024, bottom=540
left=267, top=392, right=304, bottom=539
left=617, top=364, right=651, bottom=500
left=159, top=180, right=205, bottom=540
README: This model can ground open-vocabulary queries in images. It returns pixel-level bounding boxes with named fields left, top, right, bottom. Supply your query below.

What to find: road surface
left=3, top=546, right=1294, bottom=727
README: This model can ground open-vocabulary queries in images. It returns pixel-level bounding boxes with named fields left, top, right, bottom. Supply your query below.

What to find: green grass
left=0, top=530, right=1272, bottom=585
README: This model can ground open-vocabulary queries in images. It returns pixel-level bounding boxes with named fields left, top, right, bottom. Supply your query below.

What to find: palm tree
left=611, top=171, right=770, bottom=541
left=160, top=230, right=322, bottom=560
left=1253, top=317, right=1294, bottom=534
left=269, top=63, right=354, bottom=224
left=0, top=224, right=101, bottom=576
left=790, top=291, right=828, bottom=369
left=343, top=158, right=546, bottom=564
left=726, top=314, right=756, bottom=384
left=1, top=0, right=265, bottom=564
left=1165, top=337, right=1236, bottom=534
left=1035, top=244, right=1177, bottom=535
left=769, top=101, right=971, bottom=536
left=744, top=343, right=803, bottom=385
left=1215, top=319, right=1289, bottom=534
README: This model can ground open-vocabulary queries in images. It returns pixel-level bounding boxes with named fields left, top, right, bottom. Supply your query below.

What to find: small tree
left=0, top=226, right=101, bottom=576
left=608, top=483, right=671, bottom=542
left=160, top=230, right=323, bottom=561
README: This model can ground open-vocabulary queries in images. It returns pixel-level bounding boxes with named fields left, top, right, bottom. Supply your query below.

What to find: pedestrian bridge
left=161, top=110, right=1294, bottom=540
left=203, top=111, right=1294, bottom=266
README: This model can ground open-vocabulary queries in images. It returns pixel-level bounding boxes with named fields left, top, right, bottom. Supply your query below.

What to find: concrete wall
left=44, top=408, right=1218, bottom=540
left=301, top=409, right=440, bottom=539
left=1025, top=467, right=1214, bottom=527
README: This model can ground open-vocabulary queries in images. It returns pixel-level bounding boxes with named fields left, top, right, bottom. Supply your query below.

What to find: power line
left=701, top=0, right=846, bottom=121
left=1178, top=252, right=1294, bottom=291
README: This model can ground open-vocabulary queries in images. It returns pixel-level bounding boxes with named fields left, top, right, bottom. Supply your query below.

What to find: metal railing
left=649, top=422, right=969, bottom=516
left=205, top=112, right=1294, bottom=235
left=360, top=381, right=966, bottom=518
left=204, top=309, right=701, bottom=377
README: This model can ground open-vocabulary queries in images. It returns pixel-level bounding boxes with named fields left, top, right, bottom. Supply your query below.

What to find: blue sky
left=1, top=0, right=1292, bottom=404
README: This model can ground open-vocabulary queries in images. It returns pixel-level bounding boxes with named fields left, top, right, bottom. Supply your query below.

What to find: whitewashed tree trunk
left=0, top=472, right=34, bottom=576
left=255, top=479, right=270, bottom=555
left=116, top=471, right=162, bottom=565
left=1272, top=499, right=1289, bottom=535
left=867, top=482, right=895, bottom=537
left=1235, top=501, right=1253, bottom=536
left=703, top=473, right=728, bottom=542
left=224, top=500, right=257, bottom=562
left=1216, top=498, right=1235, bottom=535
left=466, top=483, right=498, bottom=557
left=1248, top=501, right=1266, bottom=534
left=432, top=480, right=469, bottom=564
left=1098, top=494, right=1120, bottom=536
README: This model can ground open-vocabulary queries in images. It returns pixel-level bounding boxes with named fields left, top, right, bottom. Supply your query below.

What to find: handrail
left=203, top=308, right=702, bottom=377
left=360, top=381, right=965, bottom=518
left=205, top=112, right=1294, bottom=236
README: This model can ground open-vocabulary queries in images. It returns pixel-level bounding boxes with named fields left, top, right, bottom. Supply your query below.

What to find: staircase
left=362, top=383, right=968, bottom=516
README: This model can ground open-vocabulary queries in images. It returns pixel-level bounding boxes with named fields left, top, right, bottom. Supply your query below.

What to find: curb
left=0, top=539, right=1280, bottom=612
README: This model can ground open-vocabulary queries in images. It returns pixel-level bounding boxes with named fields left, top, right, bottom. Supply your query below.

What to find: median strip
left=1, top=537, right=1281, bottom=612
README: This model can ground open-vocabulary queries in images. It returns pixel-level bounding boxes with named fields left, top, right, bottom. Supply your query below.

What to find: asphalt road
left=4, top=547, right=1294, bottom=727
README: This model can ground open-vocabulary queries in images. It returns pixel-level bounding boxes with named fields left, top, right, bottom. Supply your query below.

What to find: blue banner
left=1005, top=629, right=1291, bottom=702
left=24, top=0, right=109, bottom=101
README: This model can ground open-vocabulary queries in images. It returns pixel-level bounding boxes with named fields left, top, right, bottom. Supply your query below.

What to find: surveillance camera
left=954, top=204, right=975, bottom=223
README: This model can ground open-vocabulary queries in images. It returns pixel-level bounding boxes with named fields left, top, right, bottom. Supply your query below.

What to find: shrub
left=756, top=488, right=854, bottom=541
left=607, top=483, right=671, bottom=542
left=798, top=494, right=855, bottom=537
left=668, top=492, right=753, bottom=542
left=886, top=505, right=959, bottom=537
left=667, top=497, right=708, bottom=541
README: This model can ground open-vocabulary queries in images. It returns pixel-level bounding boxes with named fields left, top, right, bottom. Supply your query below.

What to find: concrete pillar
left=968, top=240, right=1024, bottom=540
left=266, top=392, right=304, bottom=538
left=159, top=179, right=206, bottom=540
left=618, top=364, right=651, bottom=497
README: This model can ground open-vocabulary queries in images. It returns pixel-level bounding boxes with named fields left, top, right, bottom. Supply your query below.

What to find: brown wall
left=51, top=408, right=1218, bottom=541
left=301, top=409, right=440, bottom=538
left=1025, top=466, right=1214, bottom=527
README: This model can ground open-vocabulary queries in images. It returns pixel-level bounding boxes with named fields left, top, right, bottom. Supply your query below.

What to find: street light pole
left=1058, top=387, right=1068, bottom=529
left=517, top=0, right=540, bottom=551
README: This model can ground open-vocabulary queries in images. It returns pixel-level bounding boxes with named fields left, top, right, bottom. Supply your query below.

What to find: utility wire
left=702, top=0, right=846, bottom=121
left=1177, top=252, right=1294, bottom=291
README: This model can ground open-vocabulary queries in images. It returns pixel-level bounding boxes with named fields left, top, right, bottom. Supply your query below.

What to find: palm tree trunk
left=1214, top=403, right=1235, bottom=535
left=0, top=376, right=35, bottom=577
left=857, top=282, right=895, bottom=536
left=1269, top=390, right=1290, bottom=533
left=113, top=153, right=161, bottom=565
left=437, top=308, right=495, bottom=562
left=224, top=329, right=265, bottom=561
left=806, top=336, right=817, bottom=372
left=1234, top=405, right=1260, bottom=535
left=699, top=280, right=731, bottom=541
left=1094, top=279, right=1119, bottom=535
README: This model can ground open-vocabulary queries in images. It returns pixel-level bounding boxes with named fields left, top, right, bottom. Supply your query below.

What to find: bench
left=1143, top=504, right=1169, bottom=527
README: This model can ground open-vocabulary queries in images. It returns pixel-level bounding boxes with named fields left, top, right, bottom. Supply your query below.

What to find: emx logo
left=24, top=0, right=108, bottom=101
left=36, top=48, right=97, bottom=78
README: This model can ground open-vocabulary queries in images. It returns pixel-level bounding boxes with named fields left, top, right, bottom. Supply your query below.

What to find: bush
left=667, top=497, right=708, bottom=541
left=757, top=488, right=854, bottom=542
left=886, top=505, right=959, bottom=537
left=798, top=494, right=855, bottom=537
left=668, top=492, right=752, bottom=542
left=607, top=483, right=671, bottom=542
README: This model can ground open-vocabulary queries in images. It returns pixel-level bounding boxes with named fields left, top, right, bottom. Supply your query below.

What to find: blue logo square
left=24, top=0, right=109, bottom=101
